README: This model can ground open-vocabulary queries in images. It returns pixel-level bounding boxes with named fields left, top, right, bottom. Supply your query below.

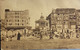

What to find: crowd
left=1, top=30, right=80, bottom=41
left=33, top=30, right=80, bottom=40
left=1, top=32, right=22, bottom=41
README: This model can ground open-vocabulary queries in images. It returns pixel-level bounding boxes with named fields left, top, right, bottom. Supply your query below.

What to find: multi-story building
left=5, top=9, right=30, bottom=36
left=5, top=9, right=30, bottom=29
left=47, top=8, right=77, bottom=33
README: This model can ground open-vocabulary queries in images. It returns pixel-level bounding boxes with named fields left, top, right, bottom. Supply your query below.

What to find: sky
left=0, top=0, right=80, bottom=28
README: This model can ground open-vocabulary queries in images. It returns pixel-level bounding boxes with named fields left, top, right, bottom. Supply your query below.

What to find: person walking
left=39, top=31, right=43, bottom=40
left=49, top=31, right=53, bottom=39
left=17, top=32, right=21, bottom=40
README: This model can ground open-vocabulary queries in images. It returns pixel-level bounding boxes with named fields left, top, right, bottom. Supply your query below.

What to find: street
left=1, top=37, right=80, bottom=50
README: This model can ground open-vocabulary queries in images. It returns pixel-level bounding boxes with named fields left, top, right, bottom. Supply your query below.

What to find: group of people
left=1, top=32, right=22, bottom=41
left=33, top=30, right=80, bottom=40
left=1, top=30, right=80, bottom=41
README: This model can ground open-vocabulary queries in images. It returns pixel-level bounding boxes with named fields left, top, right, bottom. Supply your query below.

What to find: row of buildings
left=35, top=8, right=80, bottom=35
left=1, top=8, right=80, bottom=38
left=47, top=8, right=80, bottom=34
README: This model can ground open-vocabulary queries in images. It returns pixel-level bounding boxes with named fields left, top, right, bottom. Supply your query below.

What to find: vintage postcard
left=0, top=0, right=80, bottom=50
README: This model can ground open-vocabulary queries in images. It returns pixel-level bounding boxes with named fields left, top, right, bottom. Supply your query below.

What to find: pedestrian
left=17, top=32, right=21, bottom=40
left=76, top=33, right=79, bottom=38
left=49, top=31, right=53, bottom=39
left=39, top=31, right=43, bottom=40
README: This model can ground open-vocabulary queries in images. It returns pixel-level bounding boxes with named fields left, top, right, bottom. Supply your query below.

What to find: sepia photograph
left=0, top=0, right=80, bottom=50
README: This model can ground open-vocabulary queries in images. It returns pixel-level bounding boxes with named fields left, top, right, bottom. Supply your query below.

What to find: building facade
left=35, top=14, right=49, bottom=32
left=4, top=9, right=30, bottom=36
left=47, top=8, right=78, bottom=34
left=5, top=9, right=30, bottom=29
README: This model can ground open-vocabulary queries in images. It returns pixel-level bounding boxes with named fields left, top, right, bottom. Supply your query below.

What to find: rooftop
left=55, top=8, right=76, bottom=14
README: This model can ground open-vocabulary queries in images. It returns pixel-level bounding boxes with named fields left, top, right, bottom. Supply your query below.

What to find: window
left=15, top=23, right=19, bottom=25
left=22, top=24, right=24, bottom=25
left=15, top=12, right=19, bottom=15
left=15, top=16, right=19, bottom=18
left=18, top=20, right=19, bottom=22
left=15, top=20, right=19, bottom=22
left=18, top=23, right=19, bottom=25
left=57, top=17, right=62, bottom=20
left=9, top=20, right=11, bottom=22
left=64, top=22, right=68, bottom=24
left=22, top=20, right=24, bottom=22
left=9, top=23, right=12, bottom=25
